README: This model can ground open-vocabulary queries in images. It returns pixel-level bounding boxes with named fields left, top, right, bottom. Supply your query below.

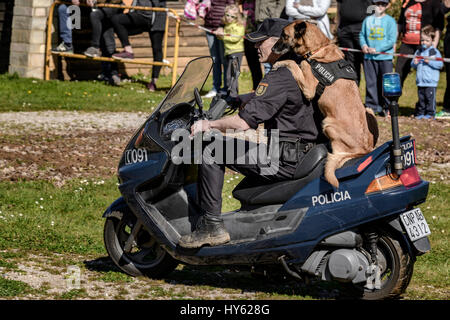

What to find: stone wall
left=0, top=0, right=15, bottom=73
left=8, top=0, right=52, bottom=79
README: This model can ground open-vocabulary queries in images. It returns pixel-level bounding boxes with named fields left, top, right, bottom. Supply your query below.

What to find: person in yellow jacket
left=215, top=4, right=246, bottom=97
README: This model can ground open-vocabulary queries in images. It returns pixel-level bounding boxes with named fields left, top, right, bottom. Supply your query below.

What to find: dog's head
left=272, top=20, right=330, bottom=57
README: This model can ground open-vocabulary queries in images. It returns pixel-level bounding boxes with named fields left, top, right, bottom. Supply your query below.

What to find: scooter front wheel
left=103, top=212, right=178, bottom=278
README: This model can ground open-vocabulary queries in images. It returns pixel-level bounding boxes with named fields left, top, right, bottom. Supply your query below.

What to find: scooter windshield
left=156, top=56, right=213, bottom=114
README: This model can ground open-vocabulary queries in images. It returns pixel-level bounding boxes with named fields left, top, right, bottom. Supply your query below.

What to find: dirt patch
left=0, top=250, right=292, bottom=300
left=0, top=111, right=449, bottom=185
left=1, top=112, right=448, bottom=300
left=0, top=111, right=147, bottom=186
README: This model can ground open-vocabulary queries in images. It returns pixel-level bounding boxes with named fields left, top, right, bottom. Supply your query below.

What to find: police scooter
left=102, top=57, right=431, bottom=300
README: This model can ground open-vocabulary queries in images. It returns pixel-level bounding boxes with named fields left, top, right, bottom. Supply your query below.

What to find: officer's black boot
left=178, top=212, right=230, bottom=248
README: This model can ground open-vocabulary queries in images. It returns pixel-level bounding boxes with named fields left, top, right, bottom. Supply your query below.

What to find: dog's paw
left=272, top=61, right=288, bottom=71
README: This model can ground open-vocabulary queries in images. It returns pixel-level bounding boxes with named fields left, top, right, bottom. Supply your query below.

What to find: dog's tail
left=324, top=152, right=350, bottom=188
left=324, top=151, right=368, bottom=188
left=365, top=107, right=379, bottom=147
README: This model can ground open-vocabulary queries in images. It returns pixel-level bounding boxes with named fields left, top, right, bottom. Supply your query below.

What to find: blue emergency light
left=382, top=72, right=402, bottom=98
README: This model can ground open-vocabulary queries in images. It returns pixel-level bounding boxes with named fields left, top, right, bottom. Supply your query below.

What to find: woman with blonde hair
left=214, top=4, right=246, bottom=97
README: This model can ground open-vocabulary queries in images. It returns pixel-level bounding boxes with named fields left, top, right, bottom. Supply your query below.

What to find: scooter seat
left=232, top=144, right=328, bottom=207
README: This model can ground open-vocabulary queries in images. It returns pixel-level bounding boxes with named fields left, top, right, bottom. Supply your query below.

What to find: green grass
left=0, top=70, right=448, bottom=299
left=0, top=68, right=446, bottom=114
left=57, top=289, right=88, bottom=300
left=0, top=277, right=32, bottom=298
left=0, top=175, right=244, bottom=255
left=0, top=73, right=168, bottom=112
left=98, top=271, right=134, bottom=283
left=410, top=183, right=450, bottom=295
left=0, top=178, right=120, bottom=255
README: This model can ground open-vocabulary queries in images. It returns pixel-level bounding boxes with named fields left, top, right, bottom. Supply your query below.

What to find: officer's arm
left=210, top=114, right=250, bottom=132
left=190, top=115, right=250, bottom=136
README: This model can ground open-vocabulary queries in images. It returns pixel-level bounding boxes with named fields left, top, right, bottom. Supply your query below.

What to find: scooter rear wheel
left=354, top=232, right=414, bottom=300
left=103, top=212, right=178, bottom=278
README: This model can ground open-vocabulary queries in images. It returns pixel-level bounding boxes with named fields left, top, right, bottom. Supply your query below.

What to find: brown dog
left=272, top=20, right=378, bottom=188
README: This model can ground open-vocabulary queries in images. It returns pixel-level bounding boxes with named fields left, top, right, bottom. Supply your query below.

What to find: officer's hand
left=190, top=120, right=211, bottom=137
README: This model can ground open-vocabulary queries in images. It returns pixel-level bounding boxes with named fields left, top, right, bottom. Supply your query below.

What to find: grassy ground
left=0, top=69, right=448, bottom=299
left=0, top=69, right=447, bottom=114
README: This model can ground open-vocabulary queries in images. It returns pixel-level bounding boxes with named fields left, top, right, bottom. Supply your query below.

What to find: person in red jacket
left=203, top=0, right=235, bottom=98
left=395, top=0, right=444, bottom=88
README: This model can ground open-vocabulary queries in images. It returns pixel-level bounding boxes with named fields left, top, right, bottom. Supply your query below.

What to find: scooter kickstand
left=278, top=255, right=302, bottom=280
left=123, top=221, right=143, bottom=253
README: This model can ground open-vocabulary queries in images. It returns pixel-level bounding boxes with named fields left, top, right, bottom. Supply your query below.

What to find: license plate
left=400, top=208, right=431, bottom=241
left=400, top=140, right=416, bottom=169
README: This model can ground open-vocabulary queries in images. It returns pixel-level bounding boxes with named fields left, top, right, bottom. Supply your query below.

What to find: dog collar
left=302, top=44, right=332, bottom=61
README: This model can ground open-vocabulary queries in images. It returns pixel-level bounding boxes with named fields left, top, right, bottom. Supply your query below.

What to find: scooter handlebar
left=206, top=98, right=228, bottom=120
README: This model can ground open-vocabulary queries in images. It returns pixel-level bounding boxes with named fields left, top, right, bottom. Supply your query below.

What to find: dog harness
left=307, top=59, right=358, bottom=101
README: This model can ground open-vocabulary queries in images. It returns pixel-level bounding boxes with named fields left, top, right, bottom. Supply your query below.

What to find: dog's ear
left=294, top=21, right=307, bottom=38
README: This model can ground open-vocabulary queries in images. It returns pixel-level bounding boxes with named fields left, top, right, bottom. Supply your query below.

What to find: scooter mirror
left=382, top=72, right=402, bottom=100
left=194, top=87, right=203, bottom=115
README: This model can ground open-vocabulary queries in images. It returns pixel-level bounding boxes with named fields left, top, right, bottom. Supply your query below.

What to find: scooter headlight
left=134, top=126, right=163, bottom=152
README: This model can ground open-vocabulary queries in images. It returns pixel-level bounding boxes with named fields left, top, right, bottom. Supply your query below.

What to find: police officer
left=178, top=18, right=325, bottom=249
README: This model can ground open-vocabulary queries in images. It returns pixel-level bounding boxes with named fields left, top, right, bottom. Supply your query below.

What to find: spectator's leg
left=338, top=24, right=363, bottom=85
left=89, top=8, right=106, bottom=48
left=100, top=8, right=119, bottom=56
left=111, top=13, right=133, bottom=48
left=416, top=87, right=426, bottom=116
left=58, top=4, right=72, bottom=46
left=443, top=33, right=450, bottom=111
left=425, top=87, right=437, bottom=117
left=100, top=27, right=119, bottom=82
left=351, top=25, right=364, bottom=86
left=394, top=43, right=416, bottom=88
left=363, top=59, right=381, bottom=114
left=218, top=38, right=228, bottom=93
left=244, top=39, right=262, bottom=90
left=149, top=31, right=164, bottom=80
left=206, top=32, right=222, bottom=93
left=100, top=8, right=120, bottom=84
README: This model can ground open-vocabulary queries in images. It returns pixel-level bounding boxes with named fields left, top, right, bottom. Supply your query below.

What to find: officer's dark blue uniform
left=195, top=63, right=325, bottom=214
left=179, top=18, right=325, bottom=249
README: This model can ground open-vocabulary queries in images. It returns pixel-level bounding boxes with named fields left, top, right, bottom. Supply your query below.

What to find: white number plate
left=400, top=208, right=431, bottom=241
left=125, top=148, right=148, bottom=165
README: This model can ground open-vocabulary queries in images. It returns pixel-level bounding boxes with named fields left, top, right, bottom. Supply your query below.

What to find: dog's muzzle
left=272, top=39, right=291, bottom=55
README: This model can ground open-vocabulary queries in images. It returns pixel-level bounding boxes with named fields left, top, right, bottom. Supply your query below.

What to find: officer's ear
left=294, top=21, right=307, bottom=39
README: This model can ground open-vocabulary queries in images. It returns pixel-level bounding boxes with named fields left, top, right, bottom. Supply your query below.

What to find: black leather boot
left=178, top=213, right=230, bottom=248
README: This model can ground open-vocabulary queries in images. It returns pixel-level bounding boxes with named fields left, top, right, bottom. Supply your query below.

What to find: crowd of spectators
left=52, top=0, right=449, bottom=118
left=53, top=0, right=166, bottom=89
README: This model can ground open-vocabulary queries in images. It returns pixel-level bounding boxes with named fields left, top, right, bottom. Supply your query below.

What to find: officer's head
left=245, top=18, right=290, bottom=64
